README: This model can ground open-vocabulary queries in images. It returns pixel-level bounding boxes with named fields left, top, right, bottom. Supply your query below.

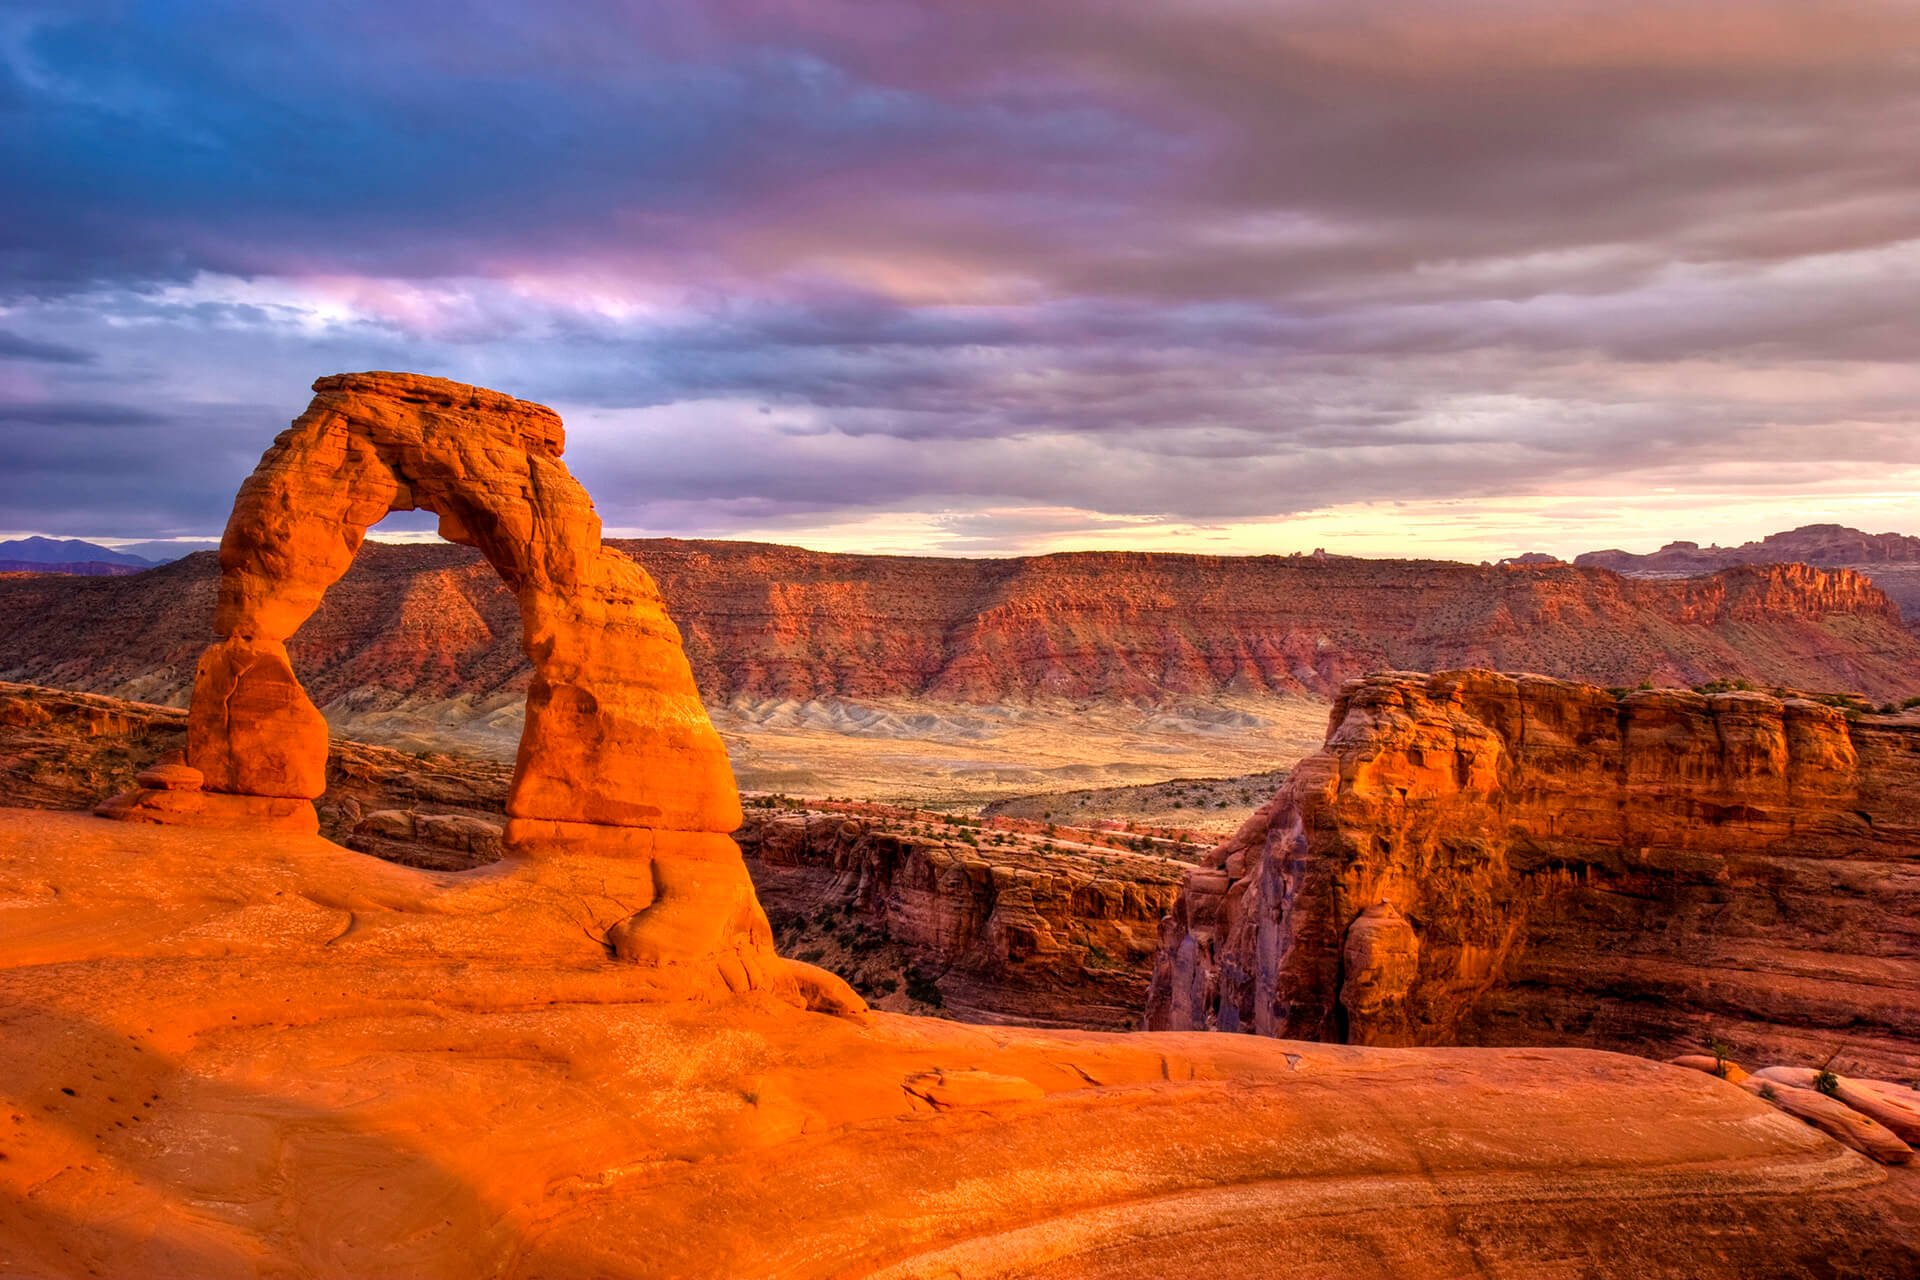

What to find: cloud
left=0, top=1, right=1915, bottom=555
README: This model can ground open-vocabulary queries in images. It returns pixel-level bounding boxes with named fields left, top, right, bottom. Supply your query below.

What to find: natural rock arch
left=186, top=371, right=738, bottom=834
left=107, top=371, right=854, bottom=1009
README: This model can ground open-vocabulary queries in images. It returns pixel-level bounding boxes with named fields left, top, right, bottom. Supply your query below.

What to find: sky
left=3, top=0, right=1919, bottom=561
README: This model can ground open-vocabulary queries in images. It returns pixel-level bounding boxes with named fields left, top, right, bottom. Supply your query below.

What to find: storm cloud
left=3, top=0, right=1917, bottom=557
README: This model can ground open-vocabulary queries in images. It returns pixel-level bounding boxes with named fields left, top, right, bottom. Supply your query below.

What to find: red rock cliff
left=739, top=811, right=1185, bottom=1028
left=1144, top=670, right=1920, bottom=1076
left=2, top=542, right=1916, bottom=710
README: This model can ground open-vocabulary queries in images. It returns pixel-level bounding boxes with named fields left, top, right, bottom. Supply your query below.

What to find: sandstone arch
left=186, top=371, right=738, bottom=834
left=112, top=371, right=854, bottom=1009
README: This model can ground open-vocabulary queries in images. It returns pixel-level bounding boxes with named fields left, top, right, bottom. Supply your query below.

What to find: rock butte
left=5, top=375, right=1917, bottom=1276
left=1146, top=670, right=1920, bottom=1077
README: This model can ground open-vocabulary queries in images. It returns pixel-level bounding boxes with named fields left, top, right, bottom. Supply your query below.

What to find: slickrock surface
left=1146, top=670, right=1920, bottom=1077
left=740, top=807, right=1195, bottom=1029
left=3, top=534, right=1917, bottom=718
left=4, top=807, right=1918, bottom=1278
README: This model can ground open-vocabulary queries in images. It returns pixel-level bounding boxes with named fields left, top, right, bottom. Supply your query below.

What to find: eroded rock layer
left=740, top=811, right=1187, bottom=1028
left=1145, top=671, right=1920, bottom=1077
left=186, top=372, right=736, bottom=835
left=4, top=540, right=1918, bottom=718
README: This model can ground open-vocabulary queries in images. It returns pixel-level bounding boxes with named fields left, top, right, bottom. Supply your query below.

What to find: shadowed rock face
left=1145, top=670, right=1920, bottom=1077
left=739, top=811, right=1188, bottom=1028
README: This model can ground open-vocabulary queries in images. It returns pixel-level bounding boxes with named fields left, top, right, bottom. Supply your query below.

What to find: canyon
left=5, top=533, right=1918, bottom=806
left=1146, top=670, right=1920, bottom=1079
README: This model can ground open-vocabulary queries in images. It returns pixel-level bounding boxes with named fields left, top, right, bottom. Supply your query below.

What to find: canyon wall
left=739, top=811, right=1185, bottom=1028
left=1145, top=670, right=1920, bottom=1077
left=2, top=541, right=1917, bottom=716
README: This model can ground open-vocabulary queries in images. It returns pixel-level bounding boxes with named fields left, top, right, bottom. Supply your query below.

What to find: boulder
left=1741, top=1078, right=1913, bottom=1165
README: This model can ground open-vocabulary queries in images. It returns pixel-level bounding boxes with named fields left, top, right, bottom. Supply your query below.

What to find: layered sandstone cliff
left=1145, top=671, right=1920, bottom=1077
left=739, top=810, right=1187, bottom=1028
left=2, top=542, right=1916, bottom=721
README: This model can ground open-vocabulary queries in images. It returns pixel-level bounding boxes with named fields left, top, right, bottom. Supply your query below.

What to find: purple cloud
left=0, top=1, right=1917, bottom=556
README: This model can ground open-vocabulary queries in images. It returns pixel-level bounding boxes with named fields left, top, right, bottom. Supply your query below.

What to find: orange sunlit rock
left=1147, top=669, right=1920, bottom=1077
left=183, top=371, right=739, bottom=833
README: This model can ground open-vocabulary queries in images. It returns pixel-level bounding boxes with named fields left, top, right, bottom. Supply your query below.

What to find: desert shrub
left=1814, top=1046, right=1843, bottom=1097
left=904, top=965, right=944, bottom=1008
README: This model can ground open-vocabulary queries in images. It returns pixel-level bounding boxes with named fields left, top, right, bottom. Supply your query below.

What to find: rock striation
left=739, top=810, right=1187, bottom=1028
left=1145, top=670, right=1920, bottom=1077
left=5, top=538, right=1919, bottom=721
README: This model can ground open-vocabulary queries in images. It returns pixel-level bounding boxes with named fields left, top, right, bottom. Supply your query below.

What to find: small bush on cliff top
left=1814, top=1046, right=1844, bottom=1096
left=905, top=965, right=944, bottom=1008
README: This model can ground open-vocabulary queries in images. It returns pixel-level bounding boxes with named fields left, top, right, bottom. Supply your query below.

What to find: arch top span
left=186, top=370, right=742, bottom=836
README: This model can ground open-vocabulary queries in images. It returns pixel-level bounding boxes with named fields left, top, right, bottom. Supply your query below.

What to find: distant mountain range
left=0, top=536, right=217, bottom=576
left=1568, top=524, right=1920, bottom=622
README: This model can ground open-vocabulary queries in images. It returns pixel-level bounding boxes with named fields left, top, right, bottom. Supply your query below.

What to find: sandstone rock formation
left=739, top=809, right=1188, bottom=1028
left=1145, top=670, right=1920, bottom=1077
left=95, top=373, right=850, bottom=1009
left=3, top=806, right=1917, bottom=1277
left=6, top=537, right=1920, bottom=724
left=1577, top=522, right=1920, bottom=622
left=183, top=372, right=735, bottom=834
